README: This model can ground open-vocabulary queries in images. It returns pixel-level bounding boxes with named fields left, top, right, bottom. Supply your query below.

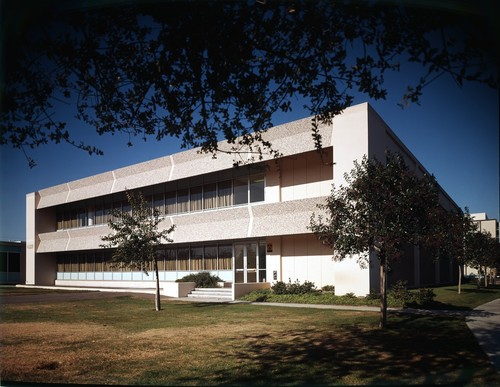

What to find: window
left=154, top=193, right=165, bottom=215
left=77, top=208, right=87, bottom=227
left=190, top=247, right=203, bottom=270
left=259, top=243, right=267, bottom=282
left=203, top=183, right=217, bottom=210
left=104, top=200, right=113, bottom=223
left=0, top=252, right=7, bottom=271
left=250, top=175, right=265, bottom=203
left=165, top=191, right=176, bottom=215
left=165, top=248, right=177, bottom=271
left=53, top=172, right=267, bottom=230
left=8, top=253, right=20, bottom=272
left=95, top=200, right=104, bottom=225
left=70, top=209, right=77, bottom=228
left=218, top=180, right=232, bottom=207
left=233, top=178, right=248, bottom=205
left=57, top=212, right=63, bottom=230
left=57, top=255, right=65, bottom=273
left=218, top=244, right=233, bottom=270
left=156, top=249, right=165, bottom=271
left=177, top=248, right=189, bottom=270
left=177, top=189, right=189, bottom=213
left=78, top=254, right=86, bottom=272
left=95, top=253, right=103, bottom=273
left=190, top=186, right=203, bottom=212
left=204, top=245, right=217, bottom=270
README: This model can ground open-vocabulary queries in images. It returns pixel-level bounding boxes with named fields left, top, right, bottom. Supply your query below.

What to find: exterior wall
left=25, top=102, right=463, bottom=297
left=280, top=234, right=335, bottom=289
left=25, top=193, right=37, bottom=284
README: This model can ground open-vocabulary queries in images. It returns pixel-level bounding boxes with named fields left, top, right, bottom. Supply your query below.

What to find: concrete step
left=187, top=287, right=233, bottom=300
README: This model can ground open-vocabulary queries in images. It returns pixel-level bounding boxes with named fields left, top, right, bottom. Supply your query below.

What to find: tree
left=465, top=230, right=499, bottom=289
left=434, top=208, right=478, bottom=294
left=1, top=0, right=497, bottom=167
left=100, top=191, right=175, bottom=311
left=309, top=152, right=441, bottom=329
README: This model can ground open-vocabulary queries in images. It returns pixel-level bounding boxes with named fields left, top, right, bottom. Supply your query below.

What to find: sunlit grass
left=425, top=283, right=500, bottom=310
left=1, top=290, right=499, bottom=386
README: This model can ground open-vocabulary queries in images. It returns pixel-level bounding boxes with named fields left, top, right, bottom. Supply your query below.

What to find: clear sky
left=0, top=71, right=498, bottom=242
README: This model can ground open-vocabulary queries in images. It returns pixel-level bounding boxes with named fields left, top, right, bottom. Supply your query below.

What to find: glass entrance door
left=234, top=243, right=258, bottom=283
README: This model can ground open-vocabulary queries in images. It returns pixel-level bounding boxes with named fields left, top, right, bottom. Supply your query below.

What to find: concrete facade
left=25, top=103, right=459, bottom=297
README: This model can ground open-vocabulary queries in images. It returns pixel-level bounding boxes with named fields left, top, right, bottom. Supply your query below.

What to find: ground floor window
left=55, top=240, right=266, bottom=283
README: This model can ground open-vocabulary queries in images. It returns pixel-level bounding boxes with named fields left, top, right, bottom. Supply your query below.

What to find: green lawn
left=1, top=289, right=499, bottom=386
left=429, top=283, right=500, bottom=310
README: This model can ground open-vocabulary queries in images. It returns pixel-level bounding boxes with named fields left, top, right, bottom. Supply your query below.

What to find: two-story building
left=25, top=102, right=459, bottom=299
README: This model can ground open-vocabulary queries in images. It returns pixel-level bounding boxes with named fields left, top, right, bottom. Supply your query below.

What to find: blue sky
left=0, top=72, right=498, bottom=241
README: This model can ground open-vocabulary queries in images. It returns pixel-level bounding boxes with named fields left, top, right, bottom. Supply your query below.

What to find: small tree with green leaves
left=309, top=152, right=441, bottom=329
left=465, top=230, right=499, bottom=289
left=100, top=191, right=175, bottom=311
left=434, top=208, right=478, bottom=294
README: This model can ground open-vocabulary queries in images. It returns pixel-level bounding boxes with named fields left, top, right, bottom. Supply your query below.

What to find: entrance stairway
left=187, top=287, right=233, bottom=301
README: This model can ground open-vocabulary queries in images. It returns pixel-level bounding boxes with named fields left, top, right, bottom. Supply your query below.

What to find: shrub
left=388, top=280, right=436, bottom=307
left=176, top=272, right=223, bottom=288
left=365, top=292, right=381, bottom=301
left=321, top=285, right=335, bottom=293
left=389, top=280, right=412, bottom=305
left=415, top=288, right=436, bottom=306
left=271, top=279, right=318, bottom=295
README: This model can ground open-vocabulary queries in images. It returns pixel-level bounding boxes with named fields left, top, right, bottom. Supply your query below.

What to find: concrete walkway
left=465, top=298, right=500, bottom=373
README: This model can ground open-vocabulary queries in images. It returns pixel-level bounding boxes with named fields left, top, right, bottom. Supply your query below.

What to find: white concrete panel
left=333, top=257, right=370, bottom=296
left=331, top=103, right=369, bottom=188
left=25, top=193, right=36, bottom=284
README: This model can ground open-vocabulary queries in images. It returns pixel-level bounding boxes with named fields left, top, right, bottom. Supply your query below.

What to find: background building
left=25, top=103, right=459, bottom=298
left=0, top=241, right=26, bottom=284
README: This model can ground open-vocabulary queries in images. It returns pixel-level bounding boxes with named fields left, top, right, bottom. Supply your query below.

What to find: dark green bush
left=388, top=280, right=436, bottom=307
left=271, top=279, right=317, bottom=295
left=389, top=280, right=413, bottom=305
left=176, top=271, right=223, bottom=288
left=415, top=288, right=436, bottom=306
left=321, top=285, right=335, bottom=292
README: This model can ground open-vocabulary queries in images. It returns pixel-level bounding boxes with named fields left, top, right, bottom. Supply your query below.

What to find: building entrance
left=234, top=243, right=266, bottom=283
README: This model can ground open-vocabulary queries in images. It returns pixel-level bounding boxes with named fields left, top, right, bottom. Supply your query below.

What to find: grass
left=429, top=283, right=500, bottom=310
left=1, top=288, right=499, bottom=386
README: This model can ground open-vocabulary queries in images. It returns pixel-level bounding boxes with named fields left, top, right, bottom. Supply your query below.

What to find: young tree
left=2, top=1, right=497, bottom=167
left=309, top=152, right=441, bottom=329
left=434, top=208, right=478, bottom=294
left=100, top=191, right=175, bottom=311
left=465, top=230, right=499, bottom=289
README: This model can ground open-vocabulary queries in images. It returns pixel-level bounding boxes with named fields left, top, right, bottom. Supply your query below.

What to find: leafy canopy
left=309, top=152, right=441, bottom=266
left=2, top=0, right=497, bottom=167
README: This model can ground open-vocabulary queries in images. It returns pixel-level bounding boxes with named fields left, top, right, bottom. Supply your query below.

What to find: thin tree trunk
left=379, top=256, right=387, bottom=329
left=484, top=266, right=488, bottom=288
left=457, top=264, right=462, bottom=294
left=153, top=255, right=161, bottom=311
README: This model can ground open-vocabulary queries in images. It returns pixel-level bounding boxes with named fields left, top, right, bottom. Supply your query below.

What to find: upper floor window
left=55, top=174, right=265, bottom=231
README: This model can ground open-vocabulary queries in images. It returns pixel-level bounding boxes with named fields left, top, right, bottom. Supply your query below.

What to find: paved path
left=465, top=298, right=500, bottom=373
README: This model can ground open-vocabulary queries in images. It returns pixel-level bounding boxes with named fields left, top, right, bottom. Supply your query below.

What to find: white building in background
left=465, top=213, right=499, bottom=278
left=25, top=103, right=459, bottom=299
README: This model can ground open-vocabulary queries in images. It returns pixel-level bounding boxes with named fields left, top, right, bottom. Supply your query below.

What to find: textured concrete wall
left=35, top=116, right=332, bottom=210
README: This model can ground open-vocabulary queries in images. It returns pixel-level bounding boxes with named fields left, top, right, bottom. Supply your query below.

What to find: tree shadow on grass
left=181, top=313, right=500, bottom=386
